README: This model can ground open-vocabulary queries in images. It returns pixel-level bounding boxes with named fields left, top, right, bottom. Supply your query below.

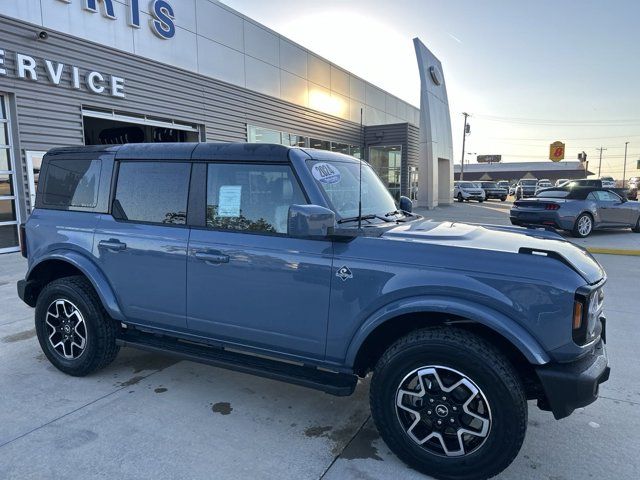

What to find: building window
left=349, top=145, right=362, bottom=159
left=206, top=163, right=306, bottom=234
left=368, top=145, right=402, bottom=200
left=282, top=133, right=307, bottom=147
left=113, top=162, right=191, bottom=225
left=247, top=125, right=282, bottom=144
left=331, top=142, right=350, bottom=154
left=0, top=93, right=20, bottom=253
left=409, top=166, right=419, bottom=201
left=83, top=109, right=201, bottom=145
left=310, top=138, right=331, bottom=150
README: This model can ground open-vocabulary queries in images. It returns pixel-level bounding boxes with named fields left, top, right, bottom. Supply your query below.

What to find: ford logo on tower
left=55, top=0, right=176, bottom=39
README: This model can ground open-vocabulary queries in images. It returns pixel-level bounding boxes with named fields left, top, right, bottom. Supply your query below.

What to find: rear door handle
left=194, top=251, right=229, bottom=264
left=98, top=239, right=127, bottom=251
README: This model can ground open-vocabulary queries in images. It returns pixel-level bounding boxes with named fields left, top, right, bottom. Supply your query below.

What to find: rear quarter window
left=113, top=161, right=191, bottom=225
left=41, top=159, right=102, bottom=209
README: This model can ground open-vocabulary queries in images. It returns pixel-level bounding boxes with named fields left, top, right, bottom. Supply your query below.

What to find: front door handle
left=194, top=251, right=229, bottom=264
left=98, top=239, right=127, bottom=251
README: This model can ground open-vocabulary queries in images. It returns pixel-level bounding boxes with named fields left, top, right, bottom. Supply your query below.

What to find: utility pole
left=596, top=147, right=607, bottom=177
left=460, top=112, right=470, bottom=180
left=623, top=142, right=629, bottom=188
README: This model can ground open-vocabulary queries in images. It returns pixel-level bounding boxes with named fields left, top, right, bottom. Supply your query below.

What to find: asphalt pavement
left=416, top=199, right=640, bottom=254
left=0, top=230, right=638, bottom=479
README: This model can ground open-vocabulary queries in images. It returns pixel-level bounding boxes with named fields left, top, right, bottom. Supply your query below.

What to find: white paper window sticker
left=312, top=162, right=341, bottom=184
left=218, top=185, right=242, bottom=217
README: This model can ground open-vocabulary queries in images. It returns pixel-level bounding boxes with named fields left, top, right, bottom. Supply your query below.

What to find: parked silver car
left=510, top=187, right=640, bottom=237
left=454, top=181, right=485, bottom=202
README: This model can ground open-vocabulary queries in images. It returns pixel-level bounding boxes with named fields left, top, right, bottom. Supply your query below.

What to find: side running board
left=116, top=329, right=358, bottom=397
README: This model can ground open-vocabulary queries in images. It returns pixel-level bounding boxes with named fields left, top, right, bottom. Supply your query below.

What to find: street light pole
left=623, top=142, right=629, bottom=188
left=596, top=147, right=607, bottom=177
left=460, top=112, right=470, bottom=180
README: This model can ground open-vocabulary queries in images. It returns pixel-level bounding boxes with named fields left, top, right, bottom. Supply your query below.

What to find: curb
left=586, top=248, right=640, bottom=256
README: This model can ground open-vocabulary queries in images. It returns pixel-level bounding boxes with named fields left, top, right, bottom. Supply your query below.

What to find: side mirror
left=288, top=204, right=336, bottom=238
left=399, top=196, right=413, bottom=213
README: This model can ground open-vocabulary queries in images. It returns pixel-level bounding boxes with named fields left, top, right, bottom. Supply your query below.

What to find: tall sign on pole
left=460, top=113, right=470, bottom=180
left=549, top=141, right=565, bottom=162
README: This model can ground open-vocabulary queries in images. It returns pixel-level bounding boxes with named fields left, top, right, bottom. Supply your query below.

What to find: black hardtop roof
left=538, top=186, right=621, bottom=200
left=45, top=142, right=361, bottom=163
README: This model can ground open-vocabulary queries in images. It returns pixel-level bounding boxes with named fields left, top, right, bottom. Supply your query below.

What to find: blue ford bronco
left=18, top=143, right=609, bottom=480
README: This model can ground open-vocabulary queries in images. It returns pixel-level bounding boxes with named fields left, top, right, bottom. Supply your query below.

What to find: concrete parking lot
left=1, top=213, right=639, bottom=479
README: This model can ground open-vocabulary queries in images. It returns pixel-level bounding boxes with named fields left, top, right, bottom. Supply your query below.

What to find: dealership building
left=0, top=0, right=453, bottom=253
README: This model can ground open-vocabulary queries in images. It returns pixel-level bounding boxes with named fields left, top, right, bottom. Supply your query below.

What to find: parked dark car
left=514, top=179, right=538, bottom=199
left=497, top=180, right=511, bottom=192
left=479, top=181, right=508, bottom=201
left=18, top=143, right=611, bottom=480
left=510, top=187, right=640, bottom=237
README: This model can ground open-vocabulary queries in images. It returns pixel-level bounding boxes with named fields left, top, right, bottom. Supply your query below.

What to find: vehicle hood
left=383, top=220, right=604, bottom=284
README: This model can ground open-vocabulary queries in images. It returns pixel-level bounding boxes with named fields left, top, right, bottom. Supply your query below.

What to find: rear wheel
left=35, top=276, right=120, bottom=376
left=370, top=327, right=527, bottom=480
left=572, top=213, right=593, bottom=238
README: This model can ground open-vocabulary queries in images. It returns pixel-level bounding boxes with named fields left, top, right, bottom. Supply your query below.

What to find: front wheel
left=35, top=276, right=120, bottom=376
left=457, top=193, right=464, bottom=203
left=632, top=217, right=640, bottom=233
left=370, top=327, right=527, bottom=480
left=501, top=197, right=507, bottom=202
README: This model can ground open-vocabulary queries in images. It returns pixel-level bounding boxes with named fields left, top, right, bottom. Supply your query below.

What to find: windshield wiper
left=337, top=214, right=392, bottom=225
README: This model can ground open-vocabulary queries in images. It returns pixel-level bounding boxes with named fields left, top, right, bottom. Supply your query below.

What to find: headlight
left=573, top=288, right=604, bottom=345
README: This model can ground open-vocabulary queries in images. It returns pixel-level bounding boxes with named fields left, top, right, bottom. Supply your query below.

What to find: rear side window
left=114, top=162, right=191, bottom=225
left=42, top=159, right=101, bottom=208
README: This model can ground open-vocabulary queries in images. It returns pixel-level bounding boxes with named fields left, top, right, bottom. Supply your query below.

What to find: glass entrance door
left=0, top=94, right=20, bottom=253
left=368, top=145, right=402, bottom=200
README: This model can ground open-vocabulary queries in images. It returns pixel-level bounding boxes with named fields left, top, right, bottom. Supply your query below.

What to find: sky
left=222, top=0, right=640, bottom=179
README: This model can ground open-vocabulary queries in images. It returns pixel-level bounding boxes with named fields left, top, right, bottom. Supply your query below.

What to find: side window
left=206, top=163, right=306, bottom=234
left=114, top=162, right=191, bottom=225
left=587, top=192, right=598, bottom=201
left=601, top=191, right=620, bottom=202
left=42, top=159, right=101, bottom=208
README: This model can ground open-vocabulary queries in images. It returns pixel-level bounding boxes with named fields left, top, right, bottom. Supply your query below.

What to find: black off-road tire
left=370, top=327, right=527, bottom=480
left=35, top=276, right=120, bottom=376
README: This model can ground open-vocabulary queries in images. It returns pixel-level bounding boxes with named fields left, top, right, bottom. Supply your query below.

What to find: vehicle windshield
left=520, top=180, right=538, bottom=186
left=458, top=182, right=479, bottom=188
left=600, top=176, right=614, bottom=181
left=538, top=181, right=551, bottom=186
left=481, top=182, right=498, bottom=188
left=307, top=159, right=397, bottom=221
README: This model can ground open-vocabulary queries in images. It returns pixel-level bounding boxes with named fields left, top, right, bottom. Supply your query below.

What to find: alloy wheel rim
left=395, top=365, right=492, bottom=457
left=45, top=299, right=87, bottom=360
left=578, top=216, right=592, bottom=236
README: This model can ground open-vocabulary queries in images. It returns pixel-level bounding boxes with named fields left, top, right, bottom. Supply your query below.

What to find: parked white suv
left=454, top=181, right=486, bottom=202
left=600, top=176, right=616, bottom=188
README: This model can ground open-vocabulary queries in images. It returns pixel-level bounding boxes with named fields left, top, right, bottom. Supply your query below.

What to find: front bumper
left=535, top=336, right=610, bottom=420
left=462, top=192, right=485, bottom=200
